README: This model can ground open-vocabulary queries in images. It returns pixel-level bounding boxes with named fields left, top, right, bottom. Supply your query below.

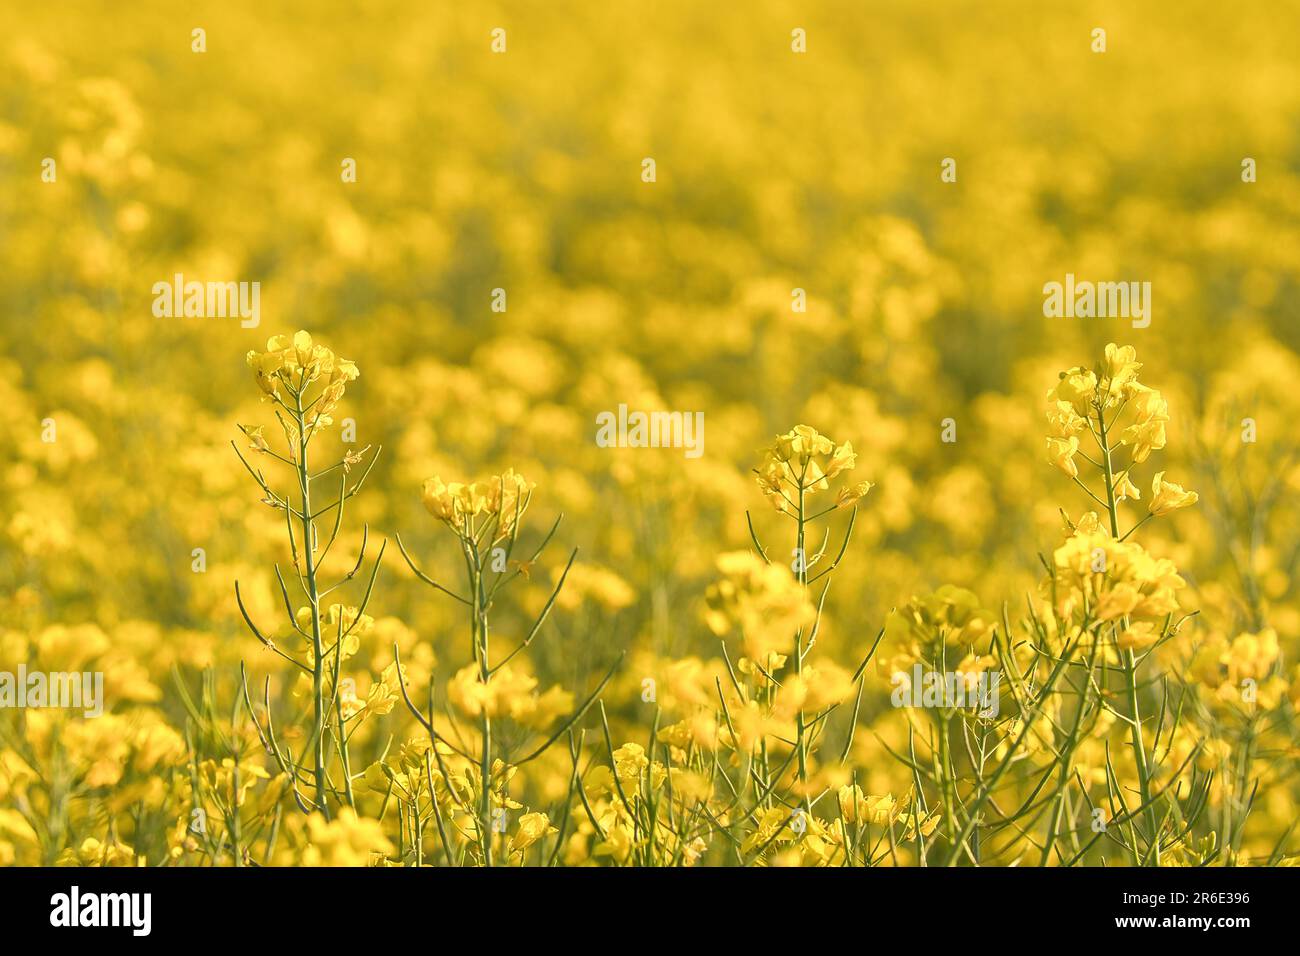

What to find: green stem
left=794, top=478, right=811, bottom=813
left=294, top=393, right=330, bottom=818
left=937, top=717, right=959, bottom=853
left=471, top=553, right=494, bottom=866
left=1097, top=403, right=1157, bottom=864
left=1040, top=634, right=1100, bottom=865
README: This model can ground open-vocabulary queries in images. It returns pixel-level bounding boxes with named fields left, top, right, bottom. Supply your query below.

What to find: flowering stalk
left=1046, top=343, right=1201, bottom=865
left=1097, top=406, right=1157, bottom=863
left=233, top=331, right=384, bottom=820
left=706, top=424, right=872, bottom=860
left=291, top=386, right=330, bottom=810
left=396, top=471, right=619, bottom=866
left=792, top=466, right=811, bottom=810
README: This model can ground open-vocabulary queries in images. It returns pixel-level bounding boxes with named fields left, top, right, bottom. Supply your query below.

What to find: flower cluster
left=1051, top=527, right=1186, bottom=637
left=877, top=585, right=998, bottom=680
left=446, top=663, right=574, bottom=729
left=703, top=551, right=816, bottom=665
left=299, top=808, right=395, bottom=867
left=1188, top=628, right=1286, bottom=710
left=755, top=425, right=872, bottom=514
left=421, top=469, right=534, bottom=538
left=245, top=330, right=359, bottom=425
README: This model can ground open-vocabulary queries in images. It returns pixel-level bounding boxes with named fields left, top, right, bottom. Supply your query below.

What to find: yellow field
left=1, top=1, right=1298, bottom=867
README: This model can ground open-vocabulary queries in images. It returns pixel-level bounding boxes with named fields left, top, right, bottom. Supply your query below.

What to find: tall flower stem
left=794, top=471, right=811, bottom=813
left=470, top=544, right=494, bottom=867
left=293, top=389, right=330, bottom=818
left=1096, top=402, right=1157, bottom=863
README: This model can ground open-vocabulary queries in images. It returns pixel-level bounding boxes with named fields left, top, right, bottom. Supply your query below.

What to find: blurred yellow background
left=1, top=1, right=1297, bottom=866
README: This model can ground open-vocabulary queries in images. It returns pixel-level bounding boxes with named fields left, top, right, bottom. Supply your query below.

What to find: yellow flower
left=754, top=425, right=868, bottom=513
left=610, top=743, right=666, bottom=792
left=593, top=823, right=634, bottom=863
left=837, top=786, right=898, bottom=825
left=1046, top=400, right=1087, bottom=438
left=704, top=551, right=816, bottom=663
left=553, top=562, right=636, bottom=612
left=1049, top=367, right=1098, bottom=415
left=421, top=470, right=535, bottom=537
left=878, top=585, right=997, bottom=676
left=301, top=808, right=394, bottom=867
left=773, top=425, right=834, bottom=465
left=792, top=660, right=855, bottom=712
left=1148, top=471, right=1198, bottom=516
left=243, top=330, right=359, bottom=418
left=835, top=480, right=873, bottom=508
left=1046, top=436, right=1080, bottom=478
left=421, top=476, right=458, bottom=522
left=359, top=761, right=394, bottom=795
left=358, top=665, right=401, bottom=718
left=1113, top=470, right=1140, bottom=502
left=242, top=424, right=270, bottom=453
left=445, top=663, right=573, bottom=729
left=446, top=663, right=497, bottom=716
left=245, top=348, right=285, bottom=398
left=1118, top=622, right=1159, bottom=651
left=1094, top=583, right=1141, bottom=621
left=1123, top=418, right=1167, bottom=464
left=1188, top=630, right=1282, bottom=710
left=1126, top=382, right=1168, bottom=422
left=741, top=806, right=794, bottom=854
left=511, top=812, right=557, bottom=853
left=56, top=836, right=143, bottom=868
left=1068, top=511, right=1103, bottom=534
left=1050, top=529, right=1186, bottom=624
left=1101, top=343, right=1142, bottom=396
left=1117, top=384, right=1169, bottom=462
left=824, top=441, right=857, bottom=479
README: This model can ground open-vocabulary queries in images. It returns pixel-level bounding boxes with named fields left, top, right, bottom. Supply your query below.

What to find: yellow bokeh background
left=1, top=1, right=1297, bottom=866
